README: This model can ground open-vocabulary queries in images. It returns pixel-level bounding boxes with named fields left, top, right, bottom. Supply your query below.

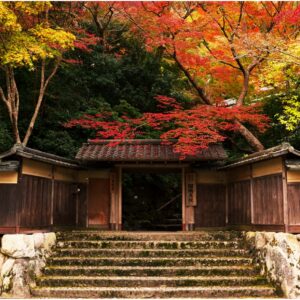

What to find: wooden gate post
left=282, top=160, right=288, bottom=233
left=117, top=167, right=122, bottom=230
left=185, top=172, right=196, bottom=231
left=110, top=167, right=122, bottom=231
left=182, top=167, right=186, bottom=231
left=182, top=169, right=197, bottom=231
left=109, top=172, right=117, bottom=230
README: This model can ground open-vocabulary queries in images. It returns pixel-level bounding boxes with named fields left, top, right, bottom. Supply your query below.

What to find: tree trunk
left=0, top=68, right=22, bottom=144
left=11, top=109, right=21, bottom=144
left=22, top=60, right=60, bottom=146
left=22, top=89, right=45, bottom=146
left=235, top=120, right=264, bottom=152
left=172, top=48, right=266, bottom=152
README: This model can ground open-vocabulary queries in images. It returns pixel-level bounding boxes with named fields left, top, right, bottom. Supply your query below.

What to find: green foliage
left=278, top=94, right=300, bottom=132
left=259, top=89, right=300, bottom=149
left=31, top=130, right=81, bottom=158
left=0, top=119, right=13, bottom=152
left=22, top=33, right=184, bottom=156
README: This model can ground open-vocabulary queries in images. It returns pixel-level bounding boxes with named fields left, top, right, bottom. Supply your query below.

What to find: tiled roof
left=76, top=139, right=227, bottom=162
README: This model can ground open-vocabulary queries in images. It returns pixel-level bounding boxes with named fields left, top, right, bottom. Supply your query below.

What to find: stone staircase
left=31, top=231, right=278, bottom=298
left=154, top=213, right=182, bottom=231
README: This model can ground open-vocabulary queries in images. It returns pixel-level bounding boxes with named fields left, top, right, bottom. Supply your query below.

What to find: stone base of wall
left=245, top=231, right=300, bottom=299
left=0, top=233, right=56, bottom=297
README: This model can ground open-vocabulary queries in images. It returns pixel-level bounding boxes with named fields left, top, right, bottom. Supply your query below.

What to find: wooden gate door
left=88, top=178, right=110, bottom=228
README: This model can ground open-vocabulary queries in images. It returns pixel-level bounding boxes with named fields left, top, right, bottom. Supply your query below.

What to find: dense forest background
left=0, top=2, right=299, bottom=159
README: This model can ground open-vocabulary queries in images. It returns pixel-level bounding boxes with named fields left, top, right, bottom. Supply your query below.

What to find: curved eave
left=0, top=144, right=81, bottom=169
left=219, top=143, right=300, bottom=170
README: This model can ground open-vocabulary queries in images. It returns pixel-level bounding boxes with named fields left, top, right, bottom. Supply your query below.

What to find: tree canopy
left=0, top=1, right=299, bottom=158
left=0, top=2, right=75, bottom=145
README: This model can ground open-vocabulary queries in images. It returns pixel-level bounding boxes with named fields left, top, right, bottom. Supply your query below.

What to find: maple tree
left=0, top=2, right=75, bottom=145
left=118, top=1, right=300, bottom=151
left=67, top=1, right=300, bottom=154
left=83, top=2, right=123, bottom=53
left=258, top=25, right=300, bottom=133
left=66, top=95, right=269, bottom=157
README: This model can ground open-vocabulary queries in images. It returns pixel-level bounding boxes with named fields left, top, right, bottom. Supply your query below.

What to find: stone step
left=163, top=218, right=182, bottom=223
left=56, top=231, right=243, bottom=241
left=31, top=286, right=277, bottom=298
left=38, top=275, right=268, bottom=288
left=160, top=222, right=182, bottom=227
left=33, top=230, right=277, bottom=298
left=172, top=213, right=182, bottom=217
left=56, top=248, right=249, bottom=258
left=44, top=265, right=260, bottom=277
left=56, top=240, right=242, bottom=249
left=48, top=256, right=253, bottom=267
left=152, top=224, right=183, bottom=231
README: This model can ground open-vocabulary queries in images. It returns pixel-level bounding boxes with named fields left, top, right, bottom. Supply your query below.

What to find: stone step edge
left=56, top=231, right=241, bottom=234
left=45, top=265, right=256, bottom=270
left=57, top=240, right=241, bottom=243
left=32, top=286, right=275, bottom=291
left=55, top=251, right=249, bottom=256
left=56, top=237, right=242, bottom=240
left=49, top=256, right=252, bottom=261
left=39, top=275, right=266, bottom=281
left=57, top=233, right=242, bottom=236
left=57, top=248, right=248, bottom=252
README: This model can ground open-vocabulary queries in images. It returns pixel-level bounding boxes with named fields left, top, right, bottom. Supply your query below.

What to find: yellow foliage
left=0, top=2, right=21, bottom=32
left=31, top=26, right=75, bottom=50
left=14, top=2, right=51, bottom=15
left=0, top=2, right=74, bottom=69
left=278, top=95, right=300, bottom=131
left=258, top=37, right=300, bottom=90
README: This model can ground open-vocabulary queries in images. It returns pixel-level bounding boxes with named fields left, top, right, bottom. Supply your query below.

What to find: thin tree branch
left=43, top=59, right=60, bottom=91
left=0, top=86, right=7, bottom=103
left=173, top=51, right=212, bottom=105
left=141, top=2, right=169, bottom=17
left=202, top=39, right=240, bottom=70
left=12, top=75, right=19, bottom=114
left=0, top=86, right=12, bottom=123
left=203, top=7, right=246, bottom=75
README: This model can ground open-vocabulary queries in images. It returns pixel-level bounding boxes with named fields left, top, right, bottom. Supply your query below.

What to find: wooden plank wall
left=0, top=160, right=88, bottom=232
left=0, top=158, right=111, bottom=233
left=19, top=175, right=52, bottom=227
left=17, top=175, right=83, bottom=228
left=287, top=184, right=300, bottom=225
left=21, top=159, right=87, bottom=228
left=227, top=180, right=251, bottom=225
left=195, top=184, right=226, bottom=227
left=194, top=170, right=225, bottom=228
left=286, top=170, right=300, bottom=229
left=194, top=157, right=285, bottom=230
left=0, top=184, right=19, bottom=230
left=225, top=158, right=285, bottom=230
left=53, top=181, right=77, bottom=226
left=252, top=174, right=284, bottom=224
left=78, top=183, right=88, bottom=227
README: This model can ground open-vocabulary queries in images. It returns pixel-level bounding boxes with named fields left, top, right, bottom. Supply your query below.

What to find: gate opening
left=122, top=171, right=182, bottom=231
